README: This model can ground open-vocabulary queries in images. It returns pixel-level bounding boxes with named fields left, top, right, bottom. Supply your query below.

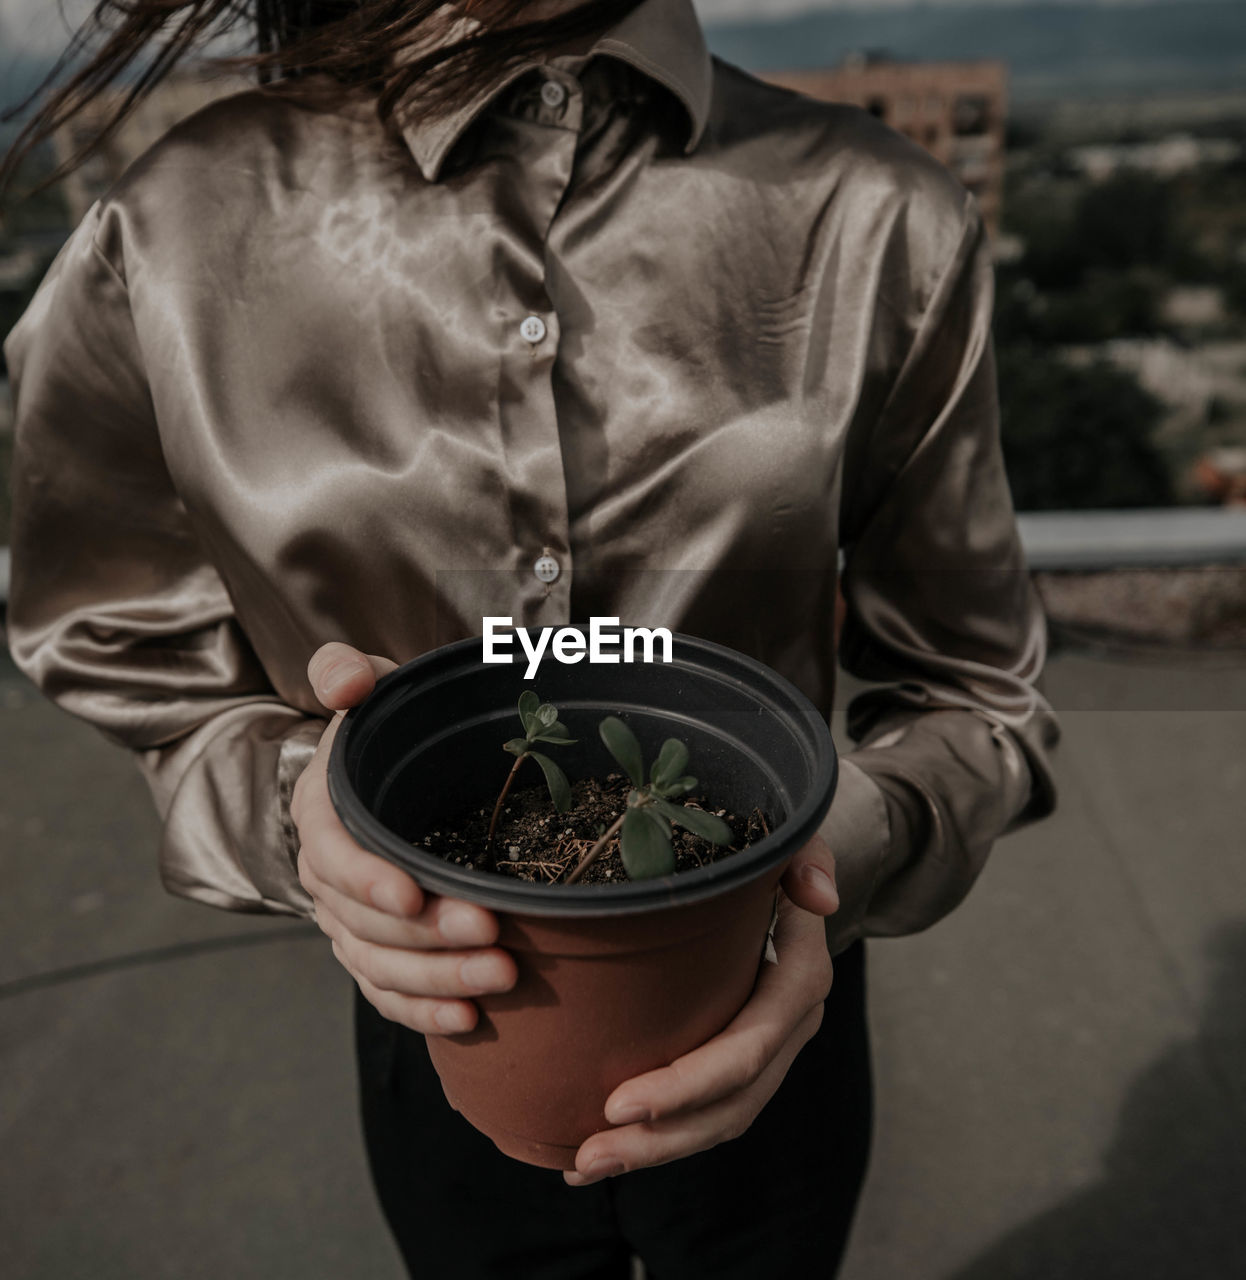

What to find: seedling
left=486, top=690, right=575, bottom=861
left=564, top=716, right=734, bottom=884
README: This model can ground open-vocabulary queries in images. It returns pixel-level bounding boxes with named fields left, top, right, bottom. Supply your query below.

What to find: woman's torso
left=85, top=31, right=972, bottom=718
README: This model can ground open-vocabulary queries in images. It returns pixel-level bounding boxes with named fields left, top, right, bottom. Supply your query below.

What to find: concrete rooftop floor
left=1, top=640, right=1244, bottom=1279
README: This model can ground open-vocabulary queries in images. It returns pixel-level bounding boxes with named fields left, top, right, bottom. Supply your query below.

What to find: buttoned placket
left=488, top=64, right=585, bottom=630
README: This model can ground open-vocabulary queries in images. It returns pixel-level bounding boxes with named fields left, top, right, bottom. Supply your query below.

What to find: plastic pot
left=328, top=629, right=837, bottom=1169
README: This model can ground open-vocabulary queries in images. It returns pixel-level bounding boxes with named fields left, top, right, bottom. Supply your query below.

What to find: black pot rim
left=327, top=630, right=838, bottom=918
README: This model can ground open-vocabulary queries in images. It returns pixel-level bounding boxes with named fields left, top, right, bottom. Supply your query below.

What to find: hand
left=292, top=641, right=518, bottom=1034
left=565, top=835, right=839, bottom=1185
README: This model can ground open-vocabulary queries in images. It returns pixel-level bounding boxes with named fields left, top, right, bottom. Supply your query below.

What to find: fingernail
left=460, top=954, right=505, bottom=991
left=800, top=863, right=839, bottom=910
left=370, top=882, right=408, bottom=916
left=321, top=660, right=361, bottom=698
left=607, top=1101, right=650, bottom=1126
left=434, top=1004, right=472, bottom=1033
left=441, top=904, right=487, bottom=946
left=578, top=1158, right=625, bottom=1184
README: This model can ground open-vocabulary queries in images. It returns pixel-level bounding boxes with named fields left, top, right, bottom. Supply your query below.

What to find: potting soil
left=418, top=775, right=768, bottom=886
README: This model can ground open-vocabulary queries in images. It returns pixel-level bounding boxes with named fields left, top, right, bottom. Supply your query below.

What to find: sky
left=696, top=0, right=1196, bottom=18
left=0, top=0, right=1221, bottom=60
left=0, top=0, right=91, bottom=60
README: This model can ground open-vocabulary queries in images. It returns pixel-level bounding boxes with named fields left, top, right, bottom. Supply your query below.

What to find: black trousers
left=354, top=939, right=872, bottom=1280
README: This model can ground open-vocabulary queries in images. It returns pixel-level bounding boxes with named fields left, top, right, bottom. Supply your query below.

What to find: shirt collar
left=394, top=0, right=712, bottom=182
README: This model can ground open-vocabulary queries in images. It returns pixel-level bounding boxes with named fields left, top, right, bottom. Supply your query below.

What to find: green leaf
left=535, top=720, right=576, bottom=744
left=653, top=775, right=696, bottom=799
left=502, top=737, right=529, bottom=757
left=620, top=806, right=676, bottom=880
left=536, top=702, right=559, bottom=728
left=654, top=775, right=696, bottom=798
left=599, top=716, right=644, bottom=787
left=641, top=804, right=672, bottom=838
left=652, top=798, right=733, bottom=845
left=528, top=751, right=572, bottom=813
left=518, top=690, right=540, bottom=736
left=650, top=738, right=689, bottom=789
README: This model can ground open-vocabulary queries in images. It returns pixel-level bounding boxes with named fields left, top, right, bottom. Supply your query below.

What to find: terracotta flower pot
left=328, top=630, right=837, bottom=1170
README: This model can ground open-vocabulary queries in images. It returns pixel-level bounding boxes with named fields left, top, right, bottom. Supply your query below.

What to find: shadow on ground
left=947, top=921, right=1246, bottom=1280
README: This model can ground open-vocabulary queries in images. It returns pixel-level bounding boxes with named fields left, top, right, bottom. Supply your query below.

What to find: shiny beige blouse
left=5, top=0, right=1058, bottom=953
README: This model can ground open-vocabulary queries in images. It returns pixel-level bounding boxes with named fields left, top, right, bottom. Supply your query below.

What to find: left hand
left=564, top=834, right=840, bottom=1186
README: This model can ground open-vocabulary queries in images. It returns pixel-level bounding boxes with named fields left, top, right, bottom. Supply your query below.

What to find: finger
left=290, top=704, right=349, bottom=831
left=292, top=726, right=431, bottom=919
left=289, top=709, right=342, bottom=828
left=566, top=1003, right=824, bottom=1185
left=297, top=803, right=428, bottom=918
left=321, top=917, right=517, bottom=999
left=307, top=641, right=399, bottom=712
left=601, top=904, right=832, bottom=1126
left=780, top=834, right=840, bottom=916
left=301, top=866, right=499, bottom=949
left=350, top=963, right=480, bottom=1036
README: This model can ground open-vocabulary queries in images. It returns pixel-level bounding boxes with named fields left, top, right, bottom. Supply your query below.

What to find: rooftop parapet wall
left=1021, top=510, right=1246, bottom=651
left=3, top=512, right=1245, bottom=652
left=1018, top=509, right=1246, bottom=571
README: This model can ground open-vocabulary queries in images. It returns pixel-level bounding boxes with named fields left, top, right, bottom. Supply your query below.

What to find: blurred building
left=761, top=54, right=1007, bottom=235
left=1193, top=448, right=1246, bottom=507
left=52, top=71, right=250, bottom=223
left=1068, top=134, right=1240, bottom=183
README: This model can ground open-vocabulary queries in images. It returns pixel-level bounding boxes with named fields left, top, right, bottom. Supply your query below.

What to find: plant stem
left=486, top=754, right=526, bottom=865
left=564, top=811, right=626, bottom=886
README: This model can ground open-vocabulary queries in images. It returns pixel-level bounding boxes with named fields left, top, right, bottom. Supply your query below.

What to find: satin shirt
left=5, top=0, right=1058, bottom=952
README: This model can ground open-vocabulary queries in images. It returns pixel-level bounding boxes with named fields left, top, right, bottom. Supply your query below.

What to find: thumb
left=308, top=641, right=398, bottom=712
left=781, top=834, right=840, bottom=917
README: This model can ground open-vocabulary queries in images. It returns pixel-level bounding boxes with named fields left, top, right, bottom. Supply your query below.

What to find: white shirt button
left=534, top=554, right=560, bottom=584
left=520, top=315, right=547, bottom=344
left=540, top=79, right=567, bottom=109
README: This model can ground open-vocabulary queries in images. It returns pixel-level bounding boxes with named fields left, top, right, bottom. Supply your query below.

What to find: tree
left=996, top=343, right=1175, bottom=510
left=1074, top=171, right=1176, bottom=274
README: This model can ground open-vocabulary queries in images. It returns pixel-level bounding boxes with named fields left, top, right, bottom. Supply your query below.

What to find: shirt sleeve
left=4, top=202, right=322, bottom=918
left=822, top=192, right=1060, bottom=955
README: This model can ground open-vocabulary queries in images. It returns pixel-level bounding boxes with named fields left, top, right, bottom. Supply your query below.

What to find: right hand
left=291, top=641, right=518, bottom=1034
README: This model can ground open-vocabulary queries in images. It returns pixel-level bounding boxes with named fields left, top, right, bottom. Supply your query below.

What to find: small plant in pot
left=432, top=695, right=740, bottom=887
left=327, top=629, right=837, bottom=1170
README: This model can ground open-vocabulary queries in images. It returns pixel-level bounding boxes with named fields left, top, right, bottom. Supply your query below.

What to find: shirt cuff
left=277, top=720, right=327, bottom=876
left=819, top=754, right=894, bottom=956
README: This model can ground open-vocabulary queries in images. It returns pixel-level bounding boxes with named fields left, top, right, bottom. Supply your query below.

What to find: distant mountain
left=703, top=1, right=1246, bottom=101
